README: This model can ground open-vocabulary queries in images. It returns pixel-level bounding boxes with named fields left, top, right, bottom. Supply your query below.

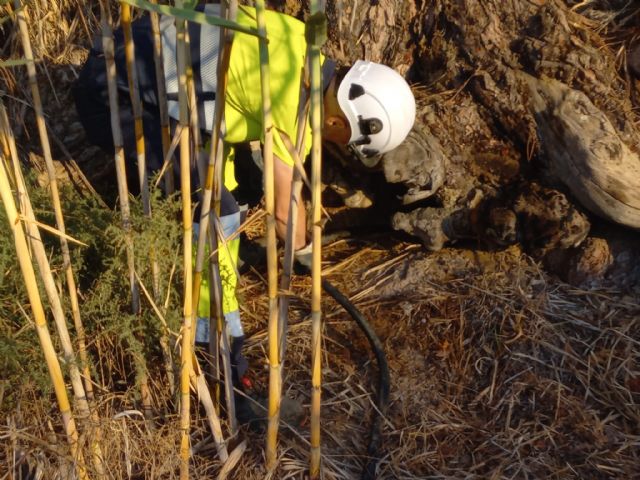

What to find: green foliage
left=0, top=59, right=31, bottom=66
left=0, top=176, right=185, bottom=409
left=76, top=186, right=184, bottom=389
left=0, top=196, right=50, bottom=405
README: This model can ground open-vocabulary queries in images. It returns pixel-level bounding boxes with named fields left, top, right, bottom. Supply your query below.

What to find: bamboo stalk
left=13, top=0, right=96, bottom=406
left=183, top=14, right=237, bottom=446
left=135, top=267, right=229, bottom=459
left=133, top=4, right=230, bottom=459
left=120, top=0, right=172, bottom=402
left=189, top=360, right=228, bottom=462
left=217, top=328, right=236, bottom=433
left=206, top=0, right=235, bottom=425
left=98, top=0, right=155, bottom=422
left=0, top=104, right=107, bottom=479
left=11, top=5, right=107, bottom=475
left=0, top=158, right=88, bottom=480
left=120, top=3, right=152, bottom=222
left=120, top=2, right=161, bottom=299
left=98, top=0, right=140, bottom=316
left=253, top=0, right=281, bottom=469
left=183, top=11, right=232, bottom=431
left=184, top=28, right=207, bottom=188
left=120, top=0, right=261, bottom=38
left=308, top=2, right=326, bottom=477
left=149, top=0, right=175, bottom=194
left=175, top=6, right=194, bottom=478
left=190, top=0, right=239, bottom=432
left=0, top=117, right=10, bottom=158
left=278, top=64, right=311, bottom=363
left=183, top=30, right=210, bottom=287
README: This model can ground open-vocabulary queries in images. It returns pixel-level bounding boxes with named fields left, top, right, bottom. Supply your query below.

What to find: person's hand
left=294, top=243, right=313, bottom=275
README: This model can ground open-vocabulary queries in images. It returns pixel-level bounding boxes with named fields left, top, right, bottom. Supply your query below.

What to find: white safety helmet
left=337, top=60, right=416, bottom=167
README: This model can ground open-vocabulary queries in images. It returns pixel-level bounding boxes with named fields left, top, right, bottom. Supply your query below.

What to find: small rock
left=545, top=237, right=613, bottom=286
left=567, top=237, right=613, bottom=285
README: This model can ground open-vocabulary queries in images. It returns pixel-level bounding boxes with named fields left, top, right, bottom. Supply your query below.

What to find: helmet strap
left=352, top=115, right=382, bottom=157
left=347, top=143, right=382, bottom=168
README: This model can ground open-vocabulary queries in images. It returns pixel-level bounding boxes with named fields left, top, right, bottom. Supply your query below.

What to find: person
left=73, top=4, right=415, bottom=396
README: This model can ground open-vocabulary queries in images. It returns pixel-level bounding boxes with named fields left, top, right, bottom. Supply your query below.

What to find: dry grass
left=1, top=213, right=639, bottom=479
left=1, top=1, right=639, bottom=479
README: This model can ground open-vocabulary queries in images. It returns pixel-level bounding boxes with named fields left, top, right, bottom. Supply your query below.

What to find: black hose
left=322, top=279, right=390, bottom=480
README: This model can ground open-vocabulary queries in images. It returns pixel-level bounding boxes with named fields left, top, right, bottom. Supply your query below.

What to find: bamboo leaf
left=120, top=0, right=263, bottom=38
left=182, top=0, right=198, bottom=10
left=0, top=59, right=31, bottom=67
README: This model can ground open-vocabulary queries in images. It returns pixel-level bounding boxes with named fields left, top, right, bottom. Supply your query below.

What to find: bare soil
left=1, top=1, right=639, bottom=479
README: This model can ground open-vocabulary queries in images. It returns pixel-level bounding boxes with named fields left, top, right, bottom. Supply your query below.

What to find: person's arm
left=274, top=155, right=307, bottom=250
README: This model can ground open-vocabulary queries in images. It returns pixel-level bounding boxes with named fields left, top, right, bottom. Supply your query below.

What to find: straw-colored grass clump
left=1, top=0, right=639, bottom=479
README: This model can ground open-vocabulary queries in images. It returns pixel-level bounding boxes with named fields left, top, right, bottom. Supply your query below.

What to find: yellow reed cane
left=307, top=1, right=327, bottom=477
left=0, top=158, right=89, bottom=480
left=252, top=0, right=282, bottom=469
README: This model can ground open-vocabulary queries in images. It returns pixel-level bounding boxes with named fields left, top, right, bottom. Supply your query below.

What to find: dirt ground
left=1, top=1, right=639, bottom=479
left=211, top=235, right=638, bottom=478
